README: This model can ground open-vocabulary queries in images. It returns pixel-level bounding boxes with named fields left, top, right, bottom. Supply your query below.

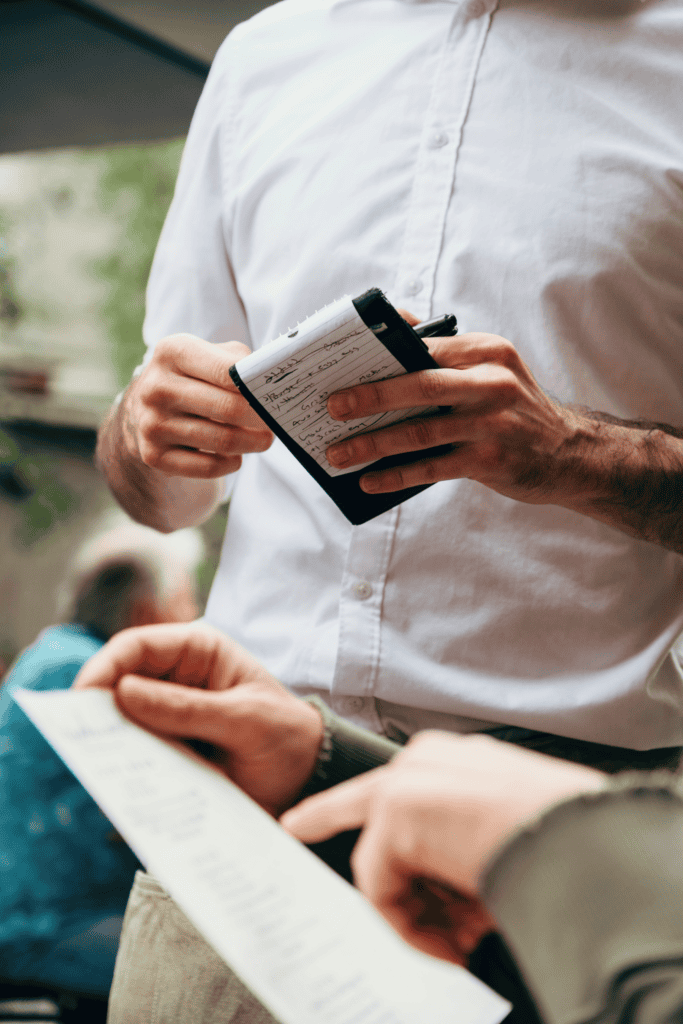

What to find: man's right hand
left=73, top=622, right=323, bottom=817
left=123, top=335, right=274, bottom=479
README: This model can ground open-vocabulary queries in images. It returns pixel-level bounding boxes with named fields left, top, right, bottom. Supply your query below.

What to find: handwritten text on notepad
left=235, top=297, right=429, bottom=476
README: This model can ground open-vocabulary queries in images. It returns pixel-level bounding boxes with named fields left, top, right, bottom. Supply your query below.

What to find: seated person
left=0, top=514, right=202, bottom=1005
left=75, top=622, right=683, bottom=1024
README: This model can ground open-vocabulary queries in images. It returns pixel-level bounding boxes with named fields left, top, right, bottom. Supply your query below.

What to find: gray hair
left=57, top=511, right=205, bottom=640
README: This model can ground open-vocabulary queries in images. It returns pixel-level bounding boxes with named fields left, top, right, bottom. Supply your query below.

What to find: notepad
left=230, top=289, right=449, bottom=525
left=15, top=688, right=510, bottom=1024
left=233, top=295, right=432, bottom=477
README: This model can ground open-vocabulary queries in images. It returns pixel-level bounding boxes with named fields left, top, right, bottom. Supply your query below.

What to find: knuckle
left=490, top=371, right=519, bottom=405
left=387, top=467, right=405, bottom=490
left=420, top=458, right=442, bottom=485
left=138, top=372, right=173, bottom=413
left=211, top=363, right=234, bottom=392
left=255, top=432, right=274, bottom=452
left=145, top=379, right=174, bottom=409
left=354, top=433, right=377, bottom=460
left=155, top=334, right=185, bottom=364
left=161, top=685, right=201, bottom=721
left=418, top=369, right=450, bottom=404
left=212, top=391, right=239, bottom=423
left=495, top=339, right=520, bottom=368
left=138, top=440, right=163, bottom=469
left=405, top=418, right=435, bottom=450
left=359, top=381, right=385, bottom=411
left=140, top=413, right=167, bottom=446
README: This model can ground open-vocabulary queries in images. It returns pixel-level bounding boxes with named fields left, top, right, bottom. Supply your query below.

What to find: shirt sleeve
left=297, top=695, right=401, bottom=799
left=139, top=36, right=251, bottom=502
left=141, top=35, right=251, bottom=368
left=482, top=775, right=683, bottom=1024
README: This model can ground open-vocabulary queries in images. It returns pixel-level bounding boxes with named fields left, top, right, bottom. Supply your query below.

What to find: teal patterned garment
left=0, top=624, right=139, bottom=993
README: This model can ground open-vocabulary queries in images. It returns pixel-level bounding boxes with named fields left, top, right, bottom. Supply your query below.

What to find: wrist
left=542, top=407, right=606, bottom=509
left=296, top=695, right=399, bottom=799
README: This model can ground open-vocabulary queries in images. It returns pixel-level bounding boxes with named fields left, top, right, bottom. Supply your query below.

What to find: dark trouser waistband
left=484, top=725, right=682, bottom=774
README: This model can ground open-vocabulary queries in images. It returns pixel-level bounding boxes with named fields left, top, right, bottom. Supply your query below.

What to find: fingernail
left=327, top=444, right=350, bottom=467
left=328, top=392, right=355, bottom=419
left=360, top=475, right=379, bottom=493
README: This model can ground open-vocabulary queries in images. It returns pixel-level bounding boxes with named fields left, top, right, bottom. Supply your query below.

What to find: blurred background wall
left=0, top=0, right=274, bottom=666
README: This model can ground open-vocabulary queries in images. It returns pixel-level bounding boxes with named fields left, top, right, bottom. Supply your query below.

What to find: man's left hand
left=326, top=331, right=586, bottom=502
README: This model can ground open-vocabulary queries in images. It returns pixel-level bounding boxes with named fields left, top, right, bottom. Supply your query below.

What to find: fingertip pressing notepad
left=229, top=289, right=455, bottom=525
left=15, top=688, right=510, bottom=1024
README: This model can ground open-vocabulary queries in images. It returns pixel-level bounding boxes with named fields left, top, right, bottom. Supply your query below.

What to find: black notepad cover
left=229, top=289, right=450, bottom=525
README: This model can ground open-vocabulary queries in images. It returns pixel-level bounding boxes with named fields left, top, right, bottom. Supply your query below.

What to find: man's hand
left=325, top=329, right=683, bottom=553
left=74, top=622, right=323, bottom=817
left=282, top=731, right=605, bottom=964
left=325, top=331, right=586, bottom=501
left=96, top=334, right=274, bottom=531
left=123, top=335, right=273, bottom=480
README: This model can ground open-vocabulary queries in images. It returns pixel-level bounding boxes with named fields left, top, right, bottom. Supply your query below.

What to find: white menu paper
left=15, top=688, right=510, bottom=1024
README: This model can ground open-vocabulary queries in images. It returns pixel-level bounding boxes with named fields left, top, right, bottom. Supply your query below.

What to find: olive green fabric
left=483, top=774, right=683, bottom=1024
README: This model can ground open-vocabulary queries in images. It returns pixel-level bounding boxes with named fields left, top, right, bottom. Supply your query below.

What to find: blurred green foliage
left=0, top=425, right=77, bottom=546
left=88, top=139, right=184, bottom=388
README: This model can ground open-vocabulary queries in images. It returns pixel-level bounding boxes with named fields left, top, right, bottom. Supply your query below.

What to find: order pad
left=230, top=289, right=447, bottom=524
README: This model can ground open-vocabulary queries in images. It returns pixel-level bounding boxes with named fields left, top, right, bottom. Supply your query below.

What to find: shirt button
left=339, top=696, right=365, bottom=714
left=353, top=581, right=373, bottom=600
left=428, top=130, right=449, bottom=149
left=404, top=279, right=423, bottom=297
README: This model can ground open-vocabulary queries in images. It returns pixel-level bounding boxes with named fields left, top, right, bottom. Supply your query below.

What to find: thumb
left=115, top=675, right=235, bottom=747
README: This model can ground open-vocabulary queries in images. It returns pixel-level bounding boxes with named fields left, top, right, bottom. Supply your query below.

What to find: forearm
left=97, top=393, right=223, bottom=533
left=550, top=410, right=683, bottom=554
left=483, top=775, right=683, bottom=1024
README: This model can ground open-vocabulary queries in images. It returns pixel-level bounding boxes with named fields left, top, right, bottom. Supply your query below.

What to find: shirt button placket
left=393, top=5, right=496, bottom=319
left=331, top=508, right=400, bottom=730
left=353, top=581, right=373, bottom=601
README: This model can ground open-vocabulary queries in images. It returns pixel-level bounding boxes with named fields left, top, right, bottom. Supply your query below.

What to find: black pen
left=414, top=313, right=458, bottom=338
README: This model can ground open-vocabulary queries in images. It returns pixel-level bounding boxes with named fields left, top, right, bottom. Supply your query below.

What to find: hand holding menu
left=15, top=688, right=509, bottom=1024
left=230, top=289, right=456, bottom=524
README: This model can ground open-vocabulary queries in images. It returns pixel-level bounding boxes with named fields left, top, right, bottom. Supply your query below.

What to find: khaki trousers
left=107, top=872, right=277, bottom=1024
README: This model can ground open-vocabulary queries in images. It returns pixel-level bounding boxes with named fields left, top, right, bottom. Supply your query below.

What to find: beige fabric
left=107, top=871, right=278, bottom=1024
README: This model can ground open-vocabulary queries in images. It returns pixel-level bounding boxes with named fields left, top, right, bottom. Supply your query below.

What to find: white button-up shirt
left=143, top=0, right=683, bottom=748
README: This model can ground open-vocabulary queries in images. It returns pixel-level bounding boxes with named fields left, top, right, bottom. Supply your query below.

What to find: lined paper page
left=235, top=296, right=429, bottom=476
left=15, top=689, right=510, bottom=1024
